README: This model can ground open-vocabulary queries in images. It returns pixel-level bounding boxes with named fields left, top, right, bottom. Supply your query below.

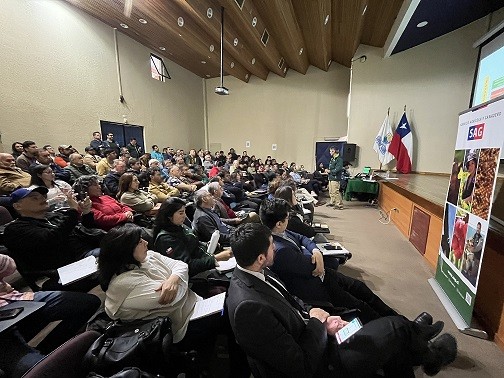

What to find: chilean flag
left=388, top=113, right=413, bottom=173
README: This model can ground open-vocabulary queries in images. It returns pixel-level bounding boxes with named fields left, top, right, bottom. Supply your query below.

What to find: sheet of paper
left=207, top=230, right=220, bottom=255
left=57, top=256, right=98, bottom=285
left=215, top=257, right=236, bottom=273
left=190, top=292, right=226, bottom=321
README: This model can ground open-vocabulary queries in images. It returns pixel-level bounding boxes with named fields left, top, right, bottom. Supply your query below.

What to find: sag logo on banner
left=467, top=124, right=485, bottom=140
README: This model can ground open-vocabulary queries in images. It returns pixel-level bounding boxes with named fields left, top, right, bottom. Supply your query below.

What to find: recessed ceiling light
left=283, top=67, right=287, bottom=73
left=245, top=74, right=249, bottom=80
left=201, top=61, right=206, bottom=64
left=328, top=60, right=332, bottom=66
left=120, top=23, right=129, bottom=29
left=206, top=74, right=210, bottom=77
left=159, top=47, right=166, bottom=51
left=324, top=15, right=329, bottom=25
left=230, top=62, right=235, bottom=68
left=362, top=5, right=367, bottom=16
left=252, top=17, right=257, bottom=27
left=177, top=17, right=184, bottom=27
left=251, top=58, right=256, bottom=64
left=209, top=45, right=214, bottom=52
left=299, top=48, right=303, bottom=55
left=138, top=18, right=147, bottom=24
left=233, top=38, right=238, bottom=46
left=178, top=34, right=182, bottom=37
left=417, top=21, right=428, bottom=28
left=207, top=8, right=213, bottom=18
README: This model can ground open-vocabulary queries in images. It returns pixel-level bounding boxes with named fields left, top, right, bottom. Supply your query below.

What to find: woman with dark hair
left=98, top=224, right=248, bottom=376
left=30, top=164, right=72, bottom=209
left=274, top=185, right=316, bottom=238
left=153, top=198, right=232, bottom=277
left=11, top=142, right=23, bottom=159
left=117, top=173, right=159, bottom=215
left=73, top=175, right=134, bottom=231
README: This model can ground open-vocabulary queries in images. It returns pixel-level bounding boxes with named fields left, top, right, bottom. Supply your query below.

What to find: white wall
left=348, top=16, right=496, bottom=173
left=0, top=0, right=204, bottom=153
left=205, top=64, right=350, bottom=169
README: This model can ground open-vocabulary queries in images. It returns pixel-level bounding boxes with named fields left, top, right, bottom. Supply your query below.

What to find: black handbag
left=82, top=316, right=173, bottom=376
left=87, top=367, right=162, bottom=378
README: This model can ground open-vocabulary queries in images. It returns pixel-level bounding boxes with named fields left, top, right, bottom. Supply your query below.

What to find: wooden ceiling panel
left=292, top=0, right=332, bottom=71
left=361, top=0, right=403, bottom=47
left=331, top=0, right=368, bottom=67
left=253, top=0, right=309, bottom=74
left=63, top=0, right=406, bottom=83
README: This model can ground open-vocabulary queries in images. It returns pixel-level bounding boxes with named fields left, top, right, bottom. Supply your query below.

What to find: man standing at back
left=326, top=146, right=344, bottom=209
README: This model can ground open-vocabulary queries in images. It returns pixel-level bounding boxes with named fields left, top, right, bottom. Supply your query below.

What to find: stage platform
left=376, top=172, right=504, bottom=350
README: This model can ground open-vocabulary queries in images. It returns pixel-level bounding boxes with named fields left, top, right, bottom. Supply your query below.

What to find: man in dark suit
left=192, top=189, right=233, bottom=246
left=227, top=223, right=457, bottom=377
left=260, top=198, right=398, bottom=323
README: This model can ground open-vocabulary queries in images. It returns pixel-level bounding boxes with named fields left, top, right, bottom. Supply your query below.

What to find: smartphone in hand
left=335, top=317, right=362, bottom=344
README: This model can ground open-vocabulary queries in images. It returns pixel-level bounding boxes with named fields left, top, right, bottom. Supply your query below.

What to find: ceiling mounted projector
left=215, top=86, right=229, bottom=95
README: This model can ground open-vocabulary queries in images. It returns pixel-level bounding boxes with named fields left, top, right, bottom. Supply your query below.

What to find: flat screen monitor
left=362, top=166, right=371, bottom=175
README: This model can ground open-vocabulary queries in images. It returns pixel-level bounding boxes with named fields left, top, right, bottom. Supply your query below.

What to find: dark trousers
left=329, top=316, right=428, bottom=378
left=324, top=269, right=398, bottom=324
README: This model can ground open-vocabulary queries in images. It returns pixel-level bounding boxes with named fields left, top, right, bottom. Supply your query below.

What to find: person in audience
left=117, top=173, right=159, bottom=215
left=208, top=182, right=259, bottom=225
left=74, top=175, right=134, bottom=231
left=103, top=159, right=126, bottom=197
left=89, top=131, right=106, bottom=154
left=119, top=150, right=131, bottom=165
left=227, top=223, right=457, bottom=378
left=83, top=146, right=100, bottom=171
left=42, top=145, right=56, bottom=160
left=15, top=141, right=38, bottom=172
left=64, top=153, right=95, bottom=184
left=11, top=142, right=24, bottom=159
left=3, top=186, right=101, bottom=291
left=326, top=146, right=344, bottom=209
left=184, top=149, right=198, bottom=166
left=33, top=148, right=71, bottom=183
left=192, top=189, right=233, bottom=246
left=289, top=165, right=322, bottom=197
left=260, top=198, right=406, bottom=324
left=150, top=145, right=164, bottom=163
left=168, top=166, right=197, bottom=194
left=0, top=153, right=31, bottom=196
left=127, top=157, right=149, bottom=188
left=102, top=132, right=120, bottom=155
left=30, top=164, right=72, bottom=210
left=274, top=185, right=317, bottom=238
left=126, top=137, right=143, bottom=158
left=153, top=197, right=233, bottom=277
left=0, top=254, right=101, bottom=378
left=223, top=172, right=259, bottom=211
left=95, top=148, right=117, bottom=176
left=54, top=145, right=73, bottom=168
left=98, top=223, right=249, bottom=377
left=228, top=148, right=238, bottom=161
left=229, top=160, right=240, bottom=175
left=139, top=153, right=151, bottom=168
left=148, top=168, right=179, bottom=202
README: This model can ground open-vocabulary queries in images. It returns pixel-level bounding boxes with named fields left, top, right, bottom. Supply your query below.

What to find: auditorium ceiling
left=65, top=0, right=504, bottom=83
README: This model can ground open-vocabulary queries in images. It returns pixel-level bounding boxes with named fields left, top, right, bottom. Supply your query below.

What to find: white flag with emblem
left=373, top=113, right=394, bottom=164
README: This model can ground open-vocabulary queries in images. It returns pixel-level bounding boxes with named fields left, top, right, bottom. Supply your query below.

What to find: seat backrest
left=22, top=330, right=101, bottom=378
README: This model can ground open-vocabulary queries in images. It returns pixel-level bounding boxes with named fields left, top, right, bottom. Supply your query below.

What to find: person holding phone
left=227, top=223, right=457, bottom=377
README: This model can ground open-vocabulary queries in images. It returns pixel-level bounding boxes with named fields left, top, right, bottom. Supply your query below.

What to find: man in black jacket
left=3, top=186, right=100, bottom=291
left=227, top=223, right=457, bottom=378
left=192, top=189, right=233, bottom=246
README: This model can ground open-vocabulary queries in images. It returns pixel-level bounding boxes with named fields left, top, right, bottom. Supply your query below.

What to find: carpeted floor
left=314, top=197, right=504, bottom=377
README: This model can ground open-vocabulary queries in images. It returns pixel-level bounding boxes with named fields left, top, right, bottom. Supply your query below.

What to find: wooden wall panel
left=423, top=214, right=442, bottom=268
left=379, top=184, right=413, bottom=238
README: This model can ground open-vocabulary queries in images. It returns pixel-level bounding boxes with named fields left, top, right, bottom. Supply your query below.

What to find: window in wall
left=150, top=53, right=171, bottom=81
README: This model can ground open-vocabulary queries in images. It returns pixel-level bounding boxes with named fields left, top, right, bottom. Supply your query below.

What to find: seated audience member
left=30, top=165, right=72, bottom=210
left=54, top=145, right=73, bottom=168
left=0, top=153, right=31, bottom=195
left=11, top=141, right=24, bottom=159
left=74, top=175, right=134, bottom=231
left=98, top=224, right=248, bottom=376
left=192, top=189, right=233, bottom=246
left=208, top=160, right=223, bottom=178
left=117, top=173, right=159, bottom=215
left=227, top=223, right=457, bottom=378
left=3, top=186, right=101, bottom=290
left=0, top=254, right=100, bottom=378
left=184, top=149, right=198, bottom=166
left=42, top=145, right=57, bottom=160
left=103, top=159, right=126, bottom=197
left=34, top=148, right=71, bottom=183
left=180, top=165, right=204, bottom=187
left=168, top=166, right=197, bottom=194
left=89, top=131, right=106, bottom=153
left=223, top=173, right=259, bottom=211
left=64, top=153, right=95, bottom=184
left=15, top=141, right=38, bottom=172
left=228, top=160, right=240, bottom=175
left=151, top=145, right=164, bottom=163
left=203, top=154, right=214, bottom=173
left=260, top=199, right=403, bottom=324
left=313, top=162, right=329, bottom=189
left=119, top=150, right=131, bottom=165
left=95, top=148, right=117, bottom=176
left=139, top=153, right=151, bottom=168
left=208, top=182, right=259, bottom=225
left=126, top=137, right=143, bottom=158
left=148, top=168, right=180, bottom=202
left=153, top=198, right=232, bottom=277
left=289, top=165, right=322, bottom=196
left=83, top=146, right=99, bottom=171
left=127, top=158, right=149, bottom=188
left=274, top=185, right=317, bottom=238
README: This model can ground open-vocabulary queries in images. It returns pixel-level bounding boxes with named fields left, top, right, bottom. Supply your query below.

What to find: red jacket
left=91, top=195, right=132, bottom=231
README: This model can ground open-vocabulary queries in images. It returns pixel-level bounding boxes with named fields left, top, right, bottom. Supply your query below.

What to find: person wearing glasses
left=103, top=133, right=120, bottom=156
left=29, top=164, right=72, bottom=210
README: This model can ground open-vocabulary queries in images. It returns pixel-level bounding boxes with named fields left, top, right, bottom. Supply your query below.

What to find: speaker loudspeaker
left=343, top=143, right=356, bottom=162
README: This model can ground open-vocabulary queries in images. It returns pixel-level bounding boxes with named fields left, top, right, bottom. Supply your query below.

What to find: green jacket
left=328, top=153, right=343, bottom=181
left=154, top=225, right=216, bottom=277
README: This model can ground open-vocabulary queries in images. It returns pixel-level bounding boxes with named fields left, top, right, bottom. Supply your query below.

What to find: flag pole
left=404, top=105, right=406, bottom=113
left=379, top=107, right=391, bottom=171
